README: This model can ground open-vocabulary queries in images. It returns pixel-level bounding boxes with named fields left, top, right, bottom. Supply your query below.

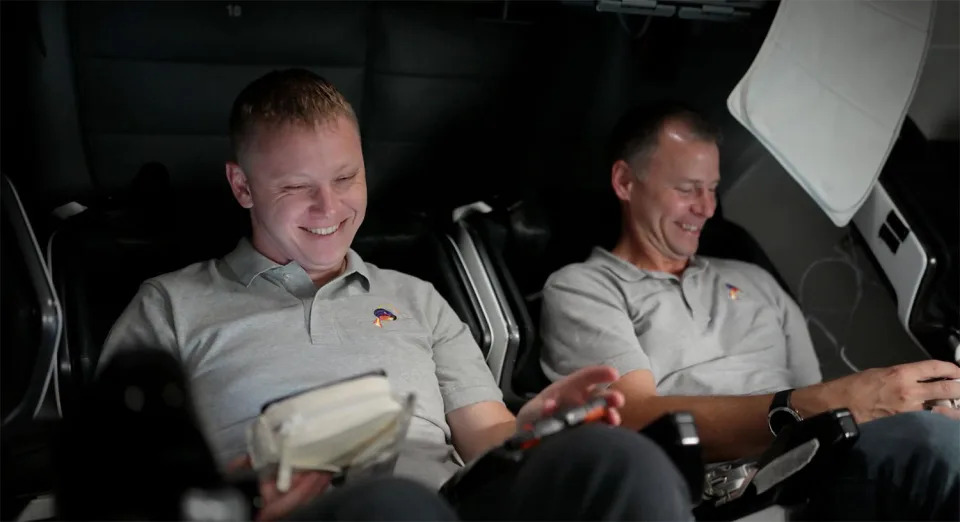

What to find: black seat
left=1, top=175, right=62, bottom=430
left=48, top=163, right=247, bottom=410
left=1, top=175, right=62, bottom=520
left=353, top=211, right=490, bottom=354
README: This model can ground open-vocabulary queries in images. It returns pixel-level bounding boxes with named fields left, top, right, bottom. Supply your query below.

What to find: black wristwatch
left=767, top=389, right=802, bottom=436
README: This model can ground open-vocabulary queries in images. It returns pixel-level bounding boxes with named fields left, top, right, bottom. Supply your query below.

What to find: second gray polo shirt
left=100, top=238, right=503, bottom=489
left=540, top=248, right=822, bottom=396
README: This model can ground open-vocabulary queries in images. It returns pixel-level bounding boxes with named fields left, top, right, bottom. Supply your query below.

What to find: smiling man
left=98, top=70, right=694, bottom=521
left=540, top=104, right=960, bottom=520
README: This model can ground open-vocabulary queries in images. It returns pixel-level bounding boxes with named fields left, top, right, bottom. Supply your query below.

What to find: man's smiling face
left=226, top=116, right=367, bottom=281
left=626, top=120, right=720, bottom=262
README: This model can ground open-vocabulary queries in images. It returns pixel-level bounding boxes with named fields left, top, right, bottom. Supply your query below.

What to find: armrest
left=638, top=411, right=704, bottom=502
left=695, top=409, right=860, bottom=521
left=754, top=408, right=859, bottom=505
left=451, top=213, right=528, bottom=410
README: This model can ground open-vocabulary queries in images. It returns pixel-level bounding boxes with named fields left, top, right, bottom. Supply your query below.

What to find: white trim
left=851, top=183, right=930, bottom=342
left=449, top=224, right=511, bottom=384
left=6, top=178, right=64, bottom=420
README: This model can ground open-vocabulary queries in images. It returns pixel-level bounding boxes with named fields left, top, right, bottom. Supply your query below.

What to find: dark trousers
left=290, top=424, right=693, bottom=521
left=452, top=424, right=694, bottom=521
left=286, top=476, right=459, bottom=521
left=802, top=411, right=959, bottom=521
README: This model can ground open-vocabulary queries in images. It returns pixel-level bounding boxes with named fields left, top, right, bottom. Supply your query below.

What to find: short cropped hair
left=607, top=103, right=722, bottom=179
left=228, top=68, right=358, bottom=161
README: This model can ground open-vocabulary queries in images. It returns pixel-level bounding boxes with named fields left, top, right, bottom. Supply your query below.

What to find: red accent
left=583, top=407, right=606, bottom=423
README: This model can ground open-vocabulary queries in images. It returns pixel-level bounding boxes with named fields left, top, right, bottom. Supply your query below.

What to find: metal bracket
left=595, top=0, right=764, bottom=21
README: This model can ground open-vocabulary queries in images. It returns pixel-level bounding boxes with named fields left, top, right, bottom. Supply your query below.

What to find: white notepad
left=247, top=372, right=414, bottom=492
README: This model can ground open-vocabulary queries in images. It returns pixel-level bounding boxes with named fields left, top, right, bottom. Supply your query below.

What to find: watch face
left=768, top=407, right=801, bottom=436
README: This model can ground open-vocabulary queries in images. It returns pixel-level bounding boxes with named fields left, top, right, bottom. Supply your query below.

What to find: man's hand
left=515, top=365, right=624, bottom=429
left=227, top=455, right=333, bottom=522
left=821, top=360, right=960, bottom=423
left=446, top=366, right=623, bottom=463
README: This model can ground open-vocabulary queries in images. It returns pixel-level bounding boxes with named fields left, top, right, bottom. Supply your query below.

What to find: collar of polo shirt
left=224, top=237, right=370, bottom=289
left=589, top=247, right=710, bottom=282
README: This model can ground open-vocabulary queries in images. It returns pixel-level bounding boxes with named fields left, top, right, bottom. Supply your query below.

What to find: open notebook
left=247, top=371, right=415, bottom=491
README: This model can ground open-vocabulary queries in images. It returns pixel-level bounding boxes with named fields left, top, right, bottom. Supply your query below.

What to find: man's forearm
left=453, top=420, right=517, bottom=463
left=620, top=383, right=834, bottom=462
left=620, top=394, right=775, bottom=462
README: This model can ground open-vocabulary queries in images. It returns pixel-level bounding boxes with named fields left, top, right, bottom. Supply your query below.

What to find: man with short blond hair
left=229, top=68, right=359, bottom=152
left=101, top=70, right=694, bottom=521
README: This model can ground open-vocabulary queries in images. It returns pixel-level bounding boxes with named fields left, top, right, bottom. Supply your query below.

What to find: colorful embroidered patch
left=725, top=283, right=741, bottom=301
left=373, top=308, right=398, bottom=328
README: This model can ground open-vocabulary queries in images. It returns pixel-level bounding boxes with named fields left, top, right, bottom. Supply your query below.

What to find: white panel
left=851, top=183, right=929, bottom=328
left=728, top=0, right=934, bottom=226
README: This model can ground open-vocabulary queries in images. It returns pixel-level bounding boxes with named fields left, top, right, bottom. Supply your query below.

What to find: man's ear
left=225, top=162, right=254, bottom=209
left=611, top=159, right=635, bottom=202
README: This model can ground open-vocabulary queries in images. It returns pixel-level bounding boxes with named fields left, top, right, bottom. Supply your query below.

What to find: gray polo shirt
left=541, top=248, right=822, bottom=396
left=100, top=238, right=503, bottom=489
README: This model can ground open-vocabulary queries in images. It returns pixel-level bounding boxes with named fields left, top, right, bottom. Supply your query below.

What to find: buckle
left=702, top=459, right=758, bottom=506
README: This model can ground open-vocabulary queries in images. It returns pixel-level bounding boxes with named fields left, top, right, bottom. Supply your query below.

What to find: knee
left=901, top=412, right=958, bottom=474
left=858, top=411, right=959, bottom=479
left=525, top=424, right=694, bottom=520
left=553, top=424, right=672, bottom=464
left=904, top=411, right=959, bottom=445
left=310, top=477, right=456, bottom=521
left=846, top=412, right=960, bottom=520
left=536, top=424, right=690, bottom=490
left=877, top=411, right=958, bottom=461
